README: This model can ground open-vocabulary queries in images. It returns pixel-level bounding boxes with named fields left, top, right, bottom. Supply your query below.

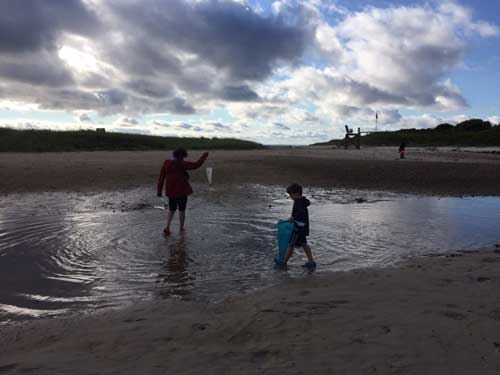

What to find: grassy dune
left=0, top=128, right=264, bottom=152
left=314, top=119, right=500, bottom=147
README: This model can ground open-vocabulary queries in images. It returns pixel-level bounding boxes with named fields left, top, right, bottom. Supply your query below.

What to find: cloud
left=0, top=53, right=74, bottom=87
left=0, top=0, right=101, bottom=107
left=0, top=0, right=312, bottom=115
left=118, top=117, right=140, bottom=127
left=107, top=0, right=311, bottom=81
left=0, top=0, right=100, bottom=53
left=211, top=122, right=232, bottom=131
left=220, top=85, right=260, bottom=102
left=148, top=120, right=237, bottom=137
left=1, top=119, right=90, bottom=132
left=486, top=116, right=500, bottom=126
left=274, top=122, right=291, bottom=130
left=153, top=120, right=171, bottom=128
left=79, top=113, right=92, bottom=122
left=0, top=0, right=499, bottom=144
left=312, top=4, right=487, bottom=111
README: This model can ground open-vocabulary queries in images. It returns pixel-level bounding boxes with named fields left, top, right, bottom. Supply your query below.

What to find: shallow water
left=1, top=185, right=499, bottom=323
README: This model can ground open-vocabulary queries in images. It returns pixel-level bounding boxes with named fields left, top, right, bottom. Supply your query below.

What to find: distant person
left=399, top=141, right=406, bottom=159
left=275, top=183, right=316, bottom=268
left=157, top=148, right=209, bottom=235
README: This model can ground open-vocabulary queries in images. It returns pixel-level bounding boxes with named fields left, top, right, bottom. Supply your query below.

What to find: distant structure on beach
left=343, top=125, right=361, bottom=149
left=96, top=128, right=106, bottom=133
left=343, top=124, right=386, bottom=149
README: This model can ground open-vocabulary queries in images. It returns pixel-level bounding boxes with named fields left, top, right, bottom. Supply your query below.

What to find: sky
left=0, top=0, right=499, bottom=145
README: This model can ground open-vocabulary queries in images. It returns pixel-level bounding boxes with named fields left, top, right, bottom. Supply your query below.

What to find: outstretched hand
left=202, top=151, right=209, bottom=158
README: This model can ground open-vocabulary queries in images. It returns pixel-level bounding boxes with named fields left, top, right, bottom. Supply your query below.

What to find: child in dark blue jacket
left=278, top=183, right=316, bottom=268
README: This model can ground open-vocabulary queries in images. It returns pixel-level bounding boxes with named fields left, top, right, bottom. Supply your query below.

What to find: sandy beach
left=1, top=249, right=499, bottom=374
left=1, top=146, right=500, bottom=196
left=1, top=147, right=500, bottom=374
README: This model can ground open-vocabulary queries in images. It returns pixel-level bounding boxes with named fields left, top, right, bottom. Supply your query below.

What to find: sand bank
left=1, top=248, right=499, bottom=374
left=1, top=147, right=500, bottom=196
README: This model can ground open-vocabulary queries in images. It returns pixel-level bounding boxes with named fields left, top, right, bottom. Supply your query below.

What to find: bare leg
left=303, top=245, right=315, bottom=263
left=179, top=210, right=186, bottom=231
left=164, top=210, right=175, bottom=235
left=285, top=244, right=294, bottom=263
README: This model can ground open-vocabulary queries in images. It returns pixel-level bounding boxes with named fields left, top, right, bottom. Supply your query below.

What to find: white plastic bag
left=206, top=167, right=213, bottom=185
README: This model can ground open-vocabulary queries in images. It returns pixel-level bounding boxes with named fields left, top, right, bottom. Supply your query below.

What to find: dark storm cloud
left=95, top=89, right=128, bottom=107
left=220, top=85, right=260, bottom=102
left=104, top=39, right=182, bottom=78
left=162, top=97, right=196, bottom=115
left=0, top=57, right=74, bottom=86
left=0, top=0, right=100, bottom=53
left=109, top=0, right=312, bottom=81
left=0, top=0, right=101, bottom=106
left=126, top=79, right=174, bottom=99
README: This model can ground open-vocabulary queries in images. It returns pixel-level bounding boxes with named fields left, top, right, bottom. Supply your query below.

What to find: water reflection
left=157, top=233, right=194, bottom=299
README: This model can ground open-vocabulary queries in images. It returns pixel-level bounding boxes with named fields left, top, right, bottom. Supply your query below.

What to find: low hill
left=314, top=119, right=500, bottom=147
left=0, top=128, right=264, bottom=152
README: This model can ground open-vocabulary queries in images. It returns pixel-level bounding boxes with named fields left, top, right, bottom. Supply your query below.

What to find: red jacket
left=157, top=154, right=208, bottom=198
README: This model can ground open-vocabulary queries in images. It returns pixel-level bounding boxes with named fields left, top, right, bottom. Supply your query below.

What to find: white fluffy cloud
left=311, top=2, right=499, bottom=112
left=487, top=116, right=500, bottom=125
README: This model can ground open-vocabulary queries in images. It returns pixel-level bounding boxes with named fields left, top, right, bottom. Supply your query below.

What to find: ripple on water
left=1, top=185, right=500, bottom=322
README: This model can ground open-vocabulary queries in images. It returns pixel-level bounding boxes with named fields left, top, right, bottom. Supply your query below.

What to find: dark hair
left=173, top=147, right=188, bottom=159
left=286, top=183, right=302, bottom=195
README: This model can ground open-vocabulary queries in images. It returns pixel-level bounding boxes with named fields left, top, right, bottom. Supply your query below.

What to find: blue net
left=277, top=220, right=294, bottom=262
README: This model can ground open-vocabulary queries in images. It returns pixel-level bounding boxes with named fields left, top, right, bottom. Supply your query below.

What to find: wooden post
left=356, top=127, right=361, bottom=149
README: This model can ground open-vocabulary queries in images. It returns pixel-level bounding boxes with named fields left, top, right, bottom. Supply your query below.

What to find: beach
left=1, top=146, right=500, bottom=196
left=1, top=249, right=500, bottom=374
left=1, top=147, right=500, bottom=374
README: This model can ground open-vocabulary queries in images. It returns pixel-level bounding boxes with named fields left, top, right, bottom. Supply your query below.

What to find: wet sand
left=1, top=146, right=500, bottom=196
left=1, top=248, right=499, bottom=374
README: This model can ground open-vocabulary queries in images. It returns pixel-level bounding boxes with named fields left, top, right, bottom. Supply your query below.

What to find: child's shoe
left=302, top=262, right=316, bottom=269
left=273, top=257, right=286, bottom=268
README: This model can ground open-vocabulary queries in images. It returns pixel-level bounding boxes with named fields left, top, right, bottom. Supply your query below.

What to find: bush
left=311, top=119, right=500, bottom=147
left=455, top=119, right=492, bottom=132
left=0, top=128, right=264, bottom=152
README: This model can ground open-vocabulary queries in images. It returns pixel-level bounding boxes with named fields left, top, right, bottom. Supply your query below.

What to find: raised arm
left=182, top=152, right=209, bottom=170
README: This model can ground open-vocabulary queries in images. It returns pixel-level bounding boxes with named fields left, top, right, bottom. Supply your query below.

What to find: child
left=399, top=141, right=406, bottom=159
left=275, top=183, right=316, bottom=268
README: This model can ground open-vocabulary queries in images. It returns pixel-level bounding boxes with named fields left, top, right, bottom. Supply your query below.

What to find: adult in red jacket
left=157, top=148, right=209, bottom=235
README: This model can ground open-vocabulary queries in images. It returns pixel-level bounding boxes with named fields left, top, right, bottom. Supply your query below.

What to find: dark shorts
left=289, top=230, right=307, bottom=247
left=168, top=196, right=188, bottom=211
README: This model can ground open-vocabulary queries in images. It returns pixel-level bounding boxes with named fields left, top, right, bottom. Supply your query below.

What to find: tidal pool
left=1, top=185, right=499, bottom=323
